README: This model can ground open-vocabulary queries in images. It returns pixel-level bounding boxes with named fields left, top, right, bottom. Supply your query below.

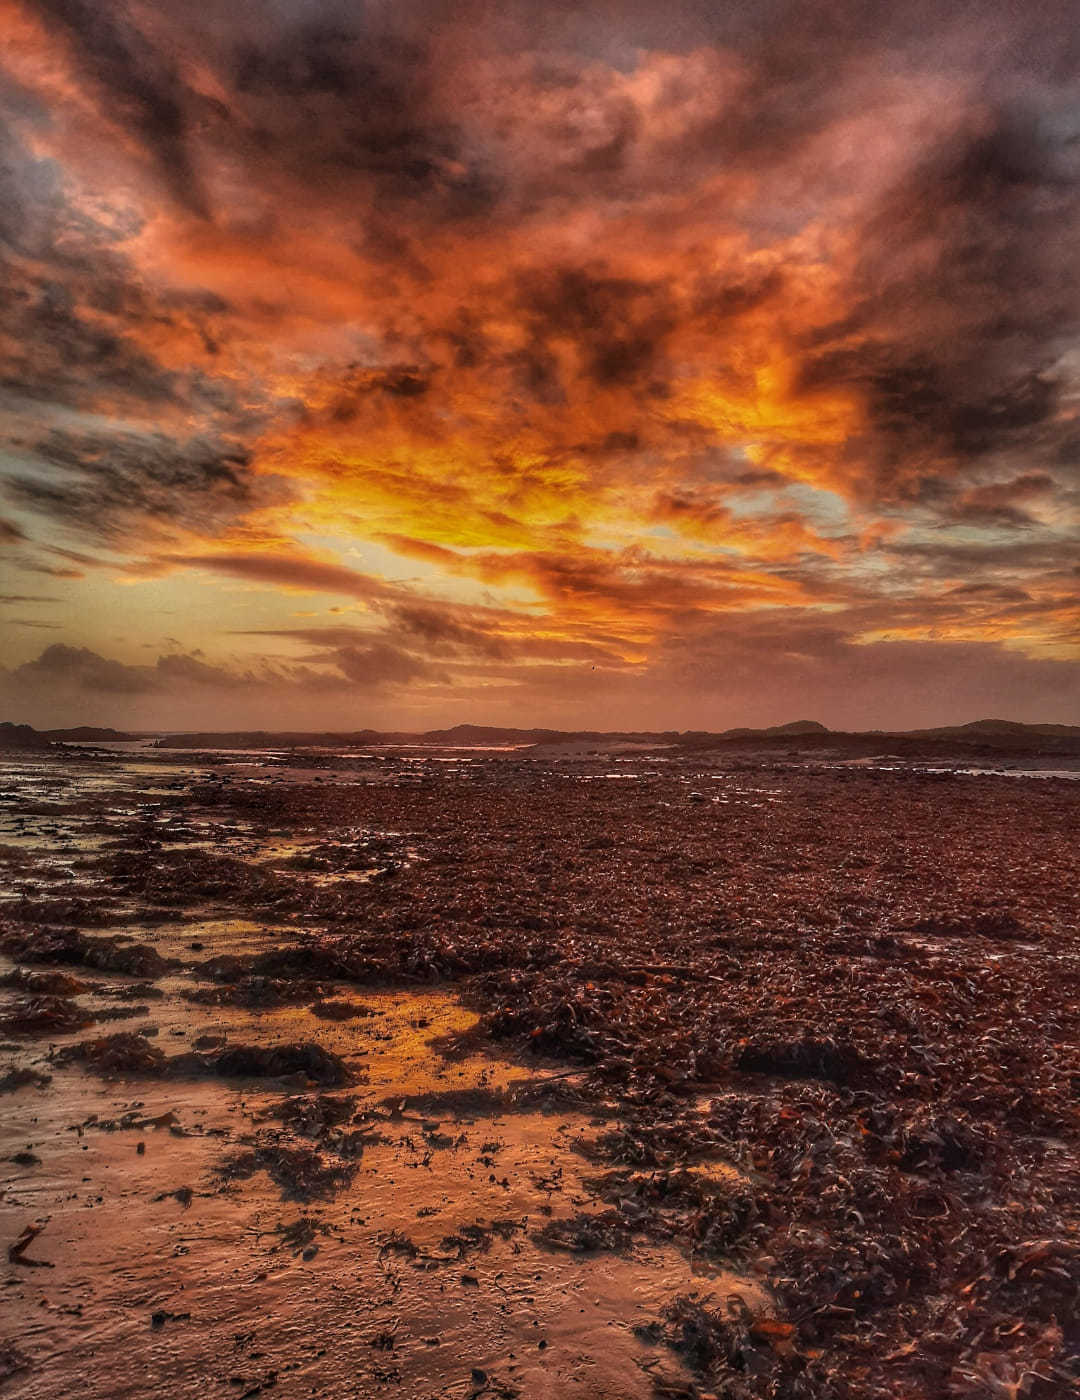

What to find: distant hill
left=767, top=719, right=831, bottom=736
left=151, top=725, right=683, bottom=749
left=42, top=726, right=138, bottom=742
left=681, top=718, right=1080, bottom=758
left=4, top=717, right=1077, bottom=758
left=712, top=719, right=830, bottom=740
left=409, top=724, right=682, bottom=746
left=150, top=729, right=388, bottom=749
left=911, top=719, right=1080, bottom=740
left=0, top=722, right=53, bottom=749
left=145, top=717, right=1079, bottom=757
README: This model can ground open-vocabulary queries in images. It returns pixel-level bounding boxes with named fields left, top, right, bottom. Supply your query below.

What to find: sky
left=0, top=0, right=1078, bottom=732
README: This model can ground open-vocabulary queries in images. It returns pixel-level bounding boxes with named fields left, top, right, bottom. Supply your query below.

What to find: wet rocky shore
left=1, top=748, right=1077, bottom=1398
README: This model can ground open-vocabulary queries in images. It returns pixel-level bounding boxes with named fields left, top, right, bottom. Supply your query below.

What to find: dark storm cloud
left=0, top=111, right=277, bottom=545
left=516, top=266, right=677, bottom=390
left=797, top=102, right=1080, bottom=503
left=944, top=473, right=1058, bottom=529
left=14, top=0, right=935, bottom=232
left=0, top=274, right=177, bottom=409
left=887, top=536, right=1079, bottom=577
left=947, top=584, right=1032, bottom=601
left=230, top=24, right=495, bottom=211
left=24, top=0, right=209, bottom=216
left=318, top=365, right=434, bottom=425
left=692, top=271, right=787, bottom=324
left=6, top=427, right=281, bottom=543
left=0, top=116, right=180, bottom=409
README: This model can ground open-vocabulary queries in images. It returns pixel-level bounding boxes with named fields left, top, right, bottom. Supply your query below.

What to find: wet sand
left=3, top=984, right=766, bottom=1400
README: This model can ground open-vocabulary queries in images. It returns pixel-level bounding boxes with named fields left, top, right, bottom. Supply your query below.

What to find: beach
left=1, top=746, right=1077, bottom=1399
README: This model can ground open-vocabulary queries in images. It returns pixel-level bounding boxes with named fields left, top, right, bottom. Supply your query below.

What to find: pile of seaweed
left=1, top=760, right=1076, bottom=1396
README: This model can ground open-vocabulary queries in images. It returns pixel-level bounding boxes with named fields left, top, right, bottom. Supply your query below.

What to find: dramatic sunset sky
left=0, top=0, right=1077, bottom=730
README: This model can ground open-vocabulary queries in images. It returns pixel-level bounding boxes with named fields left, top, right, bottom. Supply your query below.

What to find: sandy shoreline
left=1, top=750, right=1077, bottom=1398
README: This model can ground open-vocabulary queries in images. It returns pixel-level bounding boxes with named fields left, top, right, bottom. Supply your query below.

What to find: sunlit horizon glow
left=1, top=0, right=1077, bottom=730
